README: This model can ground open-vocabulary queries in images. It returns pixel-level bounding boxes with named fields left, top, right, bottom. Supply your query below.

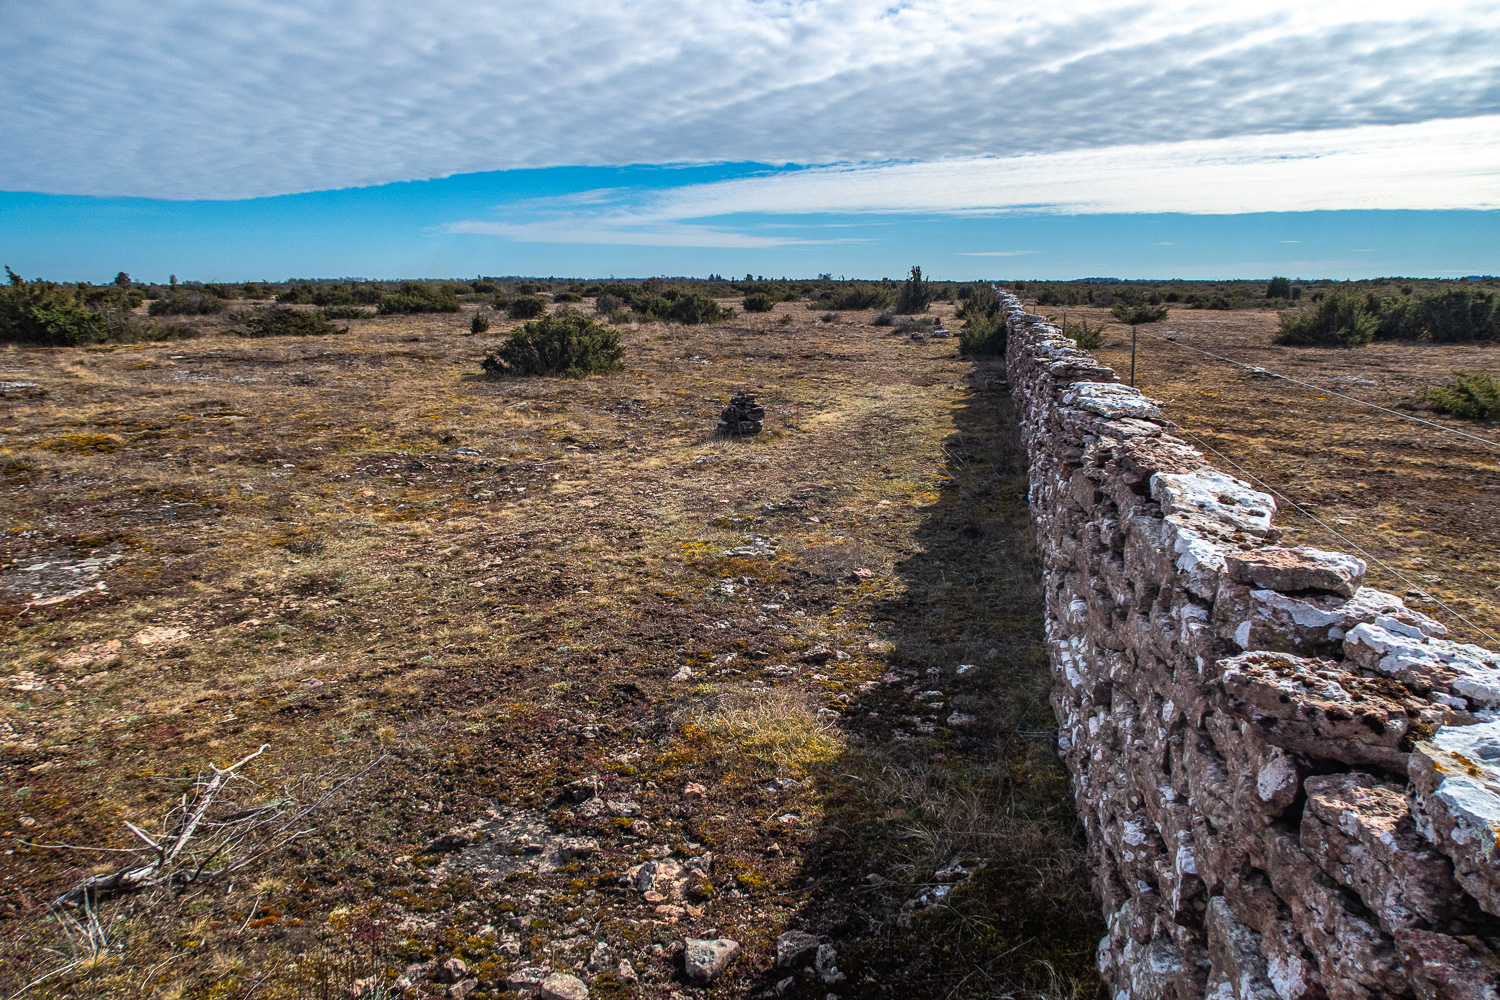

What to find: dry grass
left=0, top=296, right=1101, bottom=999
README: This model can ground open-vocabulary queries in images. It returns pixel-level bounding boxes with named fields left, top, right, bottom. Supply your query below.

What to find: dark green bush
left=1111, top=302, right=1168, bottom=324
left=507, top=295, right=547, bottom=319
left=377, top=282, right=461, bottom=315
left=893, top=266, right=934, bottom=314
left=665, top=290, right=730, bottom=324
left=240, top=306, right=346, bottom=338
left=148, top=292, right=224, bottom=317
left=1418, top=289, right=1498, bottom=343
left=471, top=280, right=499, bottom=294
left=872, top=311, right=896, bottom=326
left=958, top=285, right=1006, bottom=355
left=1426, top=371, right=1500, bottom=420
left=553, top=291, right=583, bottom=303
left=482, top=312, right=623, bottom=378
left=279, top=282, right=381, bottom=306
left=0, top=268, right=106, bottom=345
left=471, top=312, right=490, bottom=334
left=742, top=292, right=776, bottom=313
left=319, top=304, right=373, bottom=320
left=1276, top=293, right=1376, bottom=347
left=594, top=293, right=625, bottom=315
left=823, top=285, right=894, bottom=311
left=1266, top=276, right=1293, bottom=299
left=1066, top=320, right=1106, bottom=350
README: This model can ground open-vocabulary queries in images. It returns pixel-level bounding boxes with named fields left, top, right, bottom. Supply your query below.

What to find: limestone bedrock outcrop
left=999, top=289, right=1500, bottom=1000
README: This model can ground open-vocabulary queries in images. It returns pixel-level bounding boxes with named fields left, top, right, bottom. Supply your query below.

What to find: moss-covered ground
left=0, top=298, right=1102, bottom=999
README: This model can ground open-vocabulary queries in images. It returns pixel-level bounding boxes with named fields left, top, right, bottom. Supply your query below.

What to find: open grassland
left=1052, top=302, right=1500, bottom=645
left=0, top=300, right=1101, bottom=999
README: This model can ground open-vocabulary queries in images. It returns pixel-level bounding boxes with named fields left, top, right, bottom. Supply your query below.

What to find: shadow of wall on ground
left=755, top=365, right=1107, bottom=1000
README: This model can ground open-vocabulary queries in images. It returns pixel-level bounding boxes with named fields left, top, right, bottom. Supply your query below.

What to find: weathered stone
left=1394, top=929, right=1500, bottom=1000
left=537, top=972, right=589, bottom=1000
left=1205, top=896, right=1282, bottom=1000
left=1408, top=722, right=1500, bottom=916
left=717, top=393, right=764, bottom=435
left=1225, top=546, right=1366, bottom=597
left=682, top=937, right=740, bottom=984
left=436, top=957, right=468, bottom=984
left=556, top=837, right=599, bottom=861
left=1215, top=651, right=1420, bottom=771
left=774, top=930, right=820, bottom=968
left=1346, top=624, right=1500, bottom=708
left=1300, top=772, right=1468, bottom=931
left=999, top=290, right=1500, bottom=1000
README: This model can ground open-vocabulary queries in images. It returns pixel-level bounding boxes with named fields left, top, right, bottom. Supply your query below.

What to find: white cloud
left=3, top=0, right=1500, bottom=200
left=449, top=118, right=1500, bottom=246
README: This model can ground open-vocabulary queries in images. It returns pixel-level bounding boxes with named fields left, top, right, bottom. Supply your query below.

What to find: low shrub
left=240, top=306, right=346, bottom=338
left=1111, top=302, right=1168, bottom=324
left=377, top=282, right=461, bottom=315
left=0, top=268, right=107, bottom=345
left=319, top=305, right=373, bottom=319
left=507, top=295, right=547, bottom=319
left=742, top=292, right=776, bottom=313
left=148, top=292, right=224, bottom=317
left=278, top=282, right=381, bottom=306
left=664, top=290, right=730, bottom=325
left=594, top=293, right=625, bottom=316
left=481, top=312, right=623, bottom=378
left=872, top=311, right=896, bottom=326
left=819, top=312, right=837, bottom=323
left=893, top=266, right=934, bottom=314
left=958, top=284, right=1006, bottom=355
left=553, top=291, right=583, bottom=303
left=1266, top=276, right=1293, bottom=299
left=470, top=312, right=491, bottom=334
left=1066, top=320, right=1106, bottom=350
left=1276, top=293, right=1376, bottom=347
left=1426, top=371, right=1500, bottom=421
left=824, top=285, right=894, bottom=311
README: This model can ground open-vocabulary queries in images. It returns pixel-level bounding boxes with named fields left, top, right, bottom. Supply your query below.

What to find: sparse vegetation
left=893, top=265, right=934, bottom=315
left=1426, top=371, right=1500, bottom=420
left=506, top=294, right=547, bottom=319
left=0, top=267, right=106, bottom=345
left=1276, top=292, right=1377, bottom=346
left=319, top=304, right=374, bottom=320
left=1066, top=319, right=1107, bottom=349
left=240, top=305, right=347, bottom=337
left=957, top=284, right=1006, bottom=355
left=481, top=310, right=623, bottom=377
left=1110, top=301, right=1168, bottom=325
left=470, top=311, right=491, bottom=334
left=377, top=282, right=461, bottom=315
left=147, top=290, right=225, bottom=316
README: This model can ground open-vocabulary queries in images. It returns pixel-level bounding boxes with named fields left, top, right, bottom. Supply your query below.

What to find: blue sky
left=3, top=1, right=1499, bottom=282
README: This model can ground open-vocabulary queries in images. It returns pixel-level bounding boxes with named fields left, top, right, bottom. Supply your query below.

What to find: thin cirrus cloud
left=449, top=117, right=1500, bottom=246
left=3, top=0, right=1500, bottom=203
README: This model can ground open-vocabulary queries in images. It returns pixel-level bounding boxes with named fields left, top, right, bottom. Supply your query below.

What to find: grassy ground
left=1049, top=302, right=1500, bottom=646
left=0, top=299, right=1101, bottom=999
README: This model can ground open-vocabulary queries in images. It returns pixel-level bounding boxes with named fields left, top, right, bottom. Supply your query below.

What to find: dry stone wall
left=999, top=291, right=1500, bottom=1000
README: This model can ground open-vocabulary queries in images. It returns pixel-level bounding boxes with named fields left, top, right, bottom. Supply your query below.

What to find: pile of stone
left=718, top=393, right=764, bottom=435
left=1000, top=288, right=1500, bottom=999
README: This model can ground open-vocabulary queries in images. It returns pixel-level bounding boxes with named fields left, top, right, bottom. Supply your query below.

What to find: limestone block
left=1224, top=872, right=1324, bottom=1000
left=1393, top=928, right=1500, bottom=1000
left=1264, top=829, right=1412, bottom=1000
left=1225, top=546, right=1367, bottom=598
left=1215, top=651, right=1424, bottom=772
left=1205, top=896, right=1284, bottom=1000
left=1060, top=381, right=1166, bottom=421
left=1300, top=772, right=1468, bottom=932
left=1346, top=623, right=1500, bottom=708
left=1408, top=721, right=1500, bottom=916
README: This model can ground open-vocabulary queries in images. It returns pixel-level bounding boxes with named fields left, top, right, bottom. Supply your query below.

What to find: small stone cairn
left=718, top=393, right=764, bottom=435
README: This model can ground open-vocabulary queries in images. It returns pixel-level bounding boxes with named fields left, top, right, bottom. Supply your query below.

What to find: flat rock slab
left=538, top=972, right=589, bottom=1000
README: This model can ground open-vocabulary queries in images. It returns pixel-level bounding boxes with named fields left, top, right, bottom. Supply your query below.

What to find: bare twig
left=49, top=747, right=383, bottom=909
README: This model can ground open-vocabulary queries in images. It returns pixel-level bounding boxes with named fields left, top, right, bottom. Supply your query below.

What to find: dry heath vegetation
left=0, top=286, right=1102, bottom=999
